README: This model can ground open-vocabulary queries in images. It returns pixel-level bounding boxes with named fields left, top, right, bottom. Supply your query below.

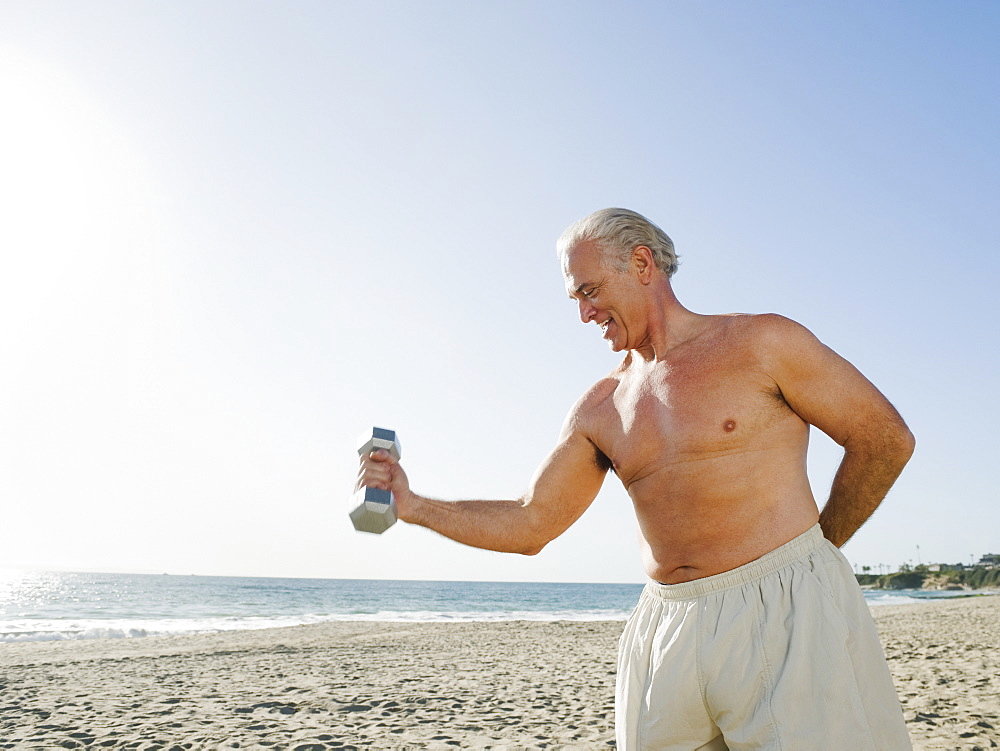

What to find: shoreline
left=3, top=587, right=995, bottom=646
left=1, top=597, right=998, bottom=749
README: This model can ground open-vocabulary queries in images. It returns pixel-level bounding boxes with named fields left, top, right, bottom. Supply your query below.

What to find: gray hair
left=556, top=208, right=679, bottom=278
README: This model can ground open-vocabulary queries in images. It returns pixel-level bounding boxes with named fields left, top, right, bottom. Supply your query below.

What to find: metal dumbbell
left=350, top=427, right=401, bottom=534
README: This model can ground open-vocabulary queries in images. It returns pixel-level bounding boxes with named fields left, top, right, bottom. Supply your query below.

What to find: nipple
left=723, top=419, right=737, bottom=432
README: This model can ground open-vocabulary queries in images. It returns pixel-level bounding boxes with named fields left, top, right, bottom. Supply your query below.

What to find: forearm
left=819, top=436, right=914, bottom=547
left=400, top=493, right=547, bottom=556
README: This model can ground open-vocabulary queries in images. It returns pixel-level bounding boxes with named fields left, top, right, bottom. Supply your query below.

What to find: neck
left=631, top=279, right=704, bottom=362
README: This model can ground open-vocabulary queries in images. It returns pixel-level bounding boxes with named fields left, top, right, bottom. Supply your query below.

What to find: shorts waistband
left=644, top=523, right=827, bottom=601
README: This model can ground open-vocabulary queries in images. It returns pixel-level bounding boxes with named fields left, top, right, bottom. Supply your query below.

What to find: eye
left=582, top=288, right=596, bottom=299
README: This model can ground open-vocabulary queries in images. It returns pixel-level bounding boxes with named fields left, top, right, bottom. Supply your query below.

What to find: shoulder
left=720, top=313, right=824, bottom=360
left=544, top=375, right=619, bottom=474
left=721, top=312, right=814, bottom=339
left=706, top=314, right=841, bottom=395
left=558, top=369, right=621, bottom=447
left=566, top=371, right=620, bottom=428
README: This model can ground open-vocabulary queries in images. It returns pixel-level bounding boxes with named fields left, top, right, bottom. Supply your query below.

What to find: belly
left=626, top=449, right=820, bottom=583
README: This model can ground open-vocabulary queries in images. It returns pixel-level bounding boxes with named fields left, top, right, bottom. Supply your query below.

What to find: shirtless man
left=357, top=208, right=914, bottom=750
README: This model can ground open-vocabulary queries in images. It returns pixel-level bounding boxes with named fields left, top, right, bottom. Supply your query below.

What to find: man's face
left=561, top=240, right=638, bottom=352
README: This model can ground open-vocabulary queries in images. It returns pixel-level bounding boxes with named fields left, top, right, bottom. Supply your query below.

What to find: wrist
left=396, top=490, right=423, bottom=526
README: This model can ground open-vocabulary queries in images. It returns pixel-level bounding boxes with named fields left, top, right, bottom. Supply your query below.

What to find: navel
left=723, top=419, right=737, bottom=432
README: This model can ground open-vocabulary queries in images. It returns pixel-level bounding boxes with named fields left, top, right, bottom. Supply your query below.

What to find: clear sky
left=1, top=1, right=998, bottom=583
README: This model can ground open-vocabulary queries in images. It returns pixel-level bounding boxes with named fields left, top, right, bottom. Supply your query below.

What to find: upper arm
left=760, top=315, right=914, bottom=452
left=518, top=397, right=611, bottom=548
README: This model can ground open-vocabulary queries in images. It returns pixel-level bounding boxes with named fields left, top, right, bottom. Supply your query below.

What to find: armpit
left=594, top=445, right=615, bottom=474
left=766, top=383, right=791, bottom=410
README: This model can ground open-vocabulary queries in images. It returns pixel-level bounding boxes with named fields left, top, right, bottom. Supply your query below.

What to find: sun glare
left=0, top=47, right=159, bottom=333
left=0, top=47, right=163, bottom=537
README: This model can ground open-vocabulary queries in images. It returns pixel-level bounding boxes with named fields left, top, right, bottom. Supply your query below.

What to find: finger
left=357, top=470, right=390, bottom=487
left=368, top=448, right=399, bottom=465
left=357, top=457, right=385, bottom=475
left=356, top=476, right=391, bottom=492
left=358, top=453, right=391, bottom=472
left=356, top=460, right=392, bottom=486
left=360, top=454, right=393, bottom=474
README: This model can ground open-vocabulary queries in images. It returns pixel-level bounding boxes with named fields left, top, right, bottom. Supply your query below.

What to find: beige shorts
left=616, top=524, right=911, bottom=750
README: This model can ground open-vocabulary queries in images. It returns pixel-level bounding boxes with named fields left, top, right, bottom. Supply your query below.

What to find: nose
left=578, top=298, right=596, bottom=324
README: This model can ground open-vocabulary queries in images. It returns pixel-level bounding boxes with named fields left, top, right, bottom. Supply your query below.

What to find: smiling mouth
left=600, top=318, right=613, bottom=334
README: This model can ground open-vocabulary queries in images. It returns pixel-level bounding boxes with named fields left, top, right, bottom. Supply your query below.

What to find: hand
left=356, top=448, right=413, bottom=518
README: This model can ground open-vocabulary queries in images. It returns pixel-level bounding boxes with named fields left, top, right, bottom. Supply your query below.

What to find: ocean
left=0, top=570, right=987, bottom=643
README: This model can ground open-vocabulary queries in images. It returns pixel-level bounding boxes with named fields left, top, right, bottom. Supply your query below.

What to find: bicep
left=520, top=424, right=609, bottom=542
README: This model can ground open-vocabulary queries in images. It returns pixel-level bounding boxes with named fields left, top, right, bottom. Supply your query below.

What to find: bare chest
left=590, top=356, right=791, bottom=485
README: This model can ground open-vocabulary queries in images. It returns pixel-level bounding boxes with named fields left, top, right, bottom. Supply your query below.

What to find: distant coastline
left=856, top=562, right=1000, bottom=592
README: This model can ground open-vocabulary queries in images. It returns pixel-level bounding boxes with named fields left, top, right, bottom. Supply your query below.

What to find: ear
left=632, top=245, right=655, bottom=284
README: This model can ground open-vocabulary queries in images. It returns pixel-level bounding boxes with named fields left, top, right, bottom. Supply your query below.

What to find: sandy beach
left=1, top=596, right=997, bottom=750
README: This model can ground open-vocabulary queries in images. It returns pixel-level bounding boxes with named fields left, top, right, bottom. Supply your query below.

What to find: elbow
left=895, top=425, right=916, bottom=464
left=515, top=505, right=555, bottom=556
left=903, top=429, right=916, bottom=460
left=519, top=539, right=548, bottom=557
left=511, top=496, right=547, bottom=556
left=517, top=527, right=552, bottom=556
left=844, top=422, right=915, bottom=467
left=873, top=424, right=915, bottom=475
